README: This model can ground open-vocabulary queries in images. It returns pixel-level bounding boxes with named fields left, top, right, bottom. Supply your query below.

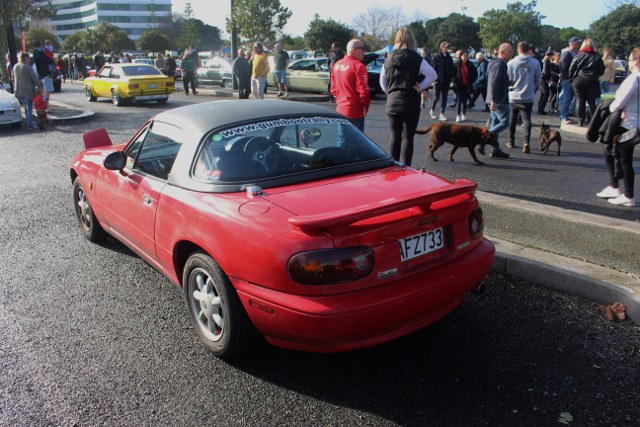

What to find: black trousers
left=455, top=88, right=469, bottom=115
left=573, top=80, right=599, bottom=124
left=183, top=71, right=196, bottom=94
left=509, top=102, right=533, bottom=145
left=469, top=85, right=487, bottom=109
left=237, top=80, right=250, bottom=99
left=605, top=139, right=635, bottom=198
left=549, top=84, right=559, bottom=111
left=538, top=81, right=550, bottom=113
left=431, top=82, right=450, bottom=114
left=387, top=110, right=421, bottom=167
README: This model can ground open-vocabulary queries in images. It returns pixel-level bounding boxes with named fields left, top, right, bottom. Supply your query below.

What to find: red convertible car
left=70, top=100, right=495, bottom=357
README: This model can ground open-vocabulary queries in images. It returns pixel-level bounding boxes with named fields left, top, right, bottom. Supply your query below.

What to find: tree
left=423, top=17, right=445, bottom=52
left=194, top=21, right=222, bottom=51
left=557, top=27, right=586, bottom=48
left=304, top=14, right=354, bottom=53
left=433, top=13, right=481, bottom=51
left=538, top=25, right=562, bottom=52
left=226, top=0, right=292, bottom=44
left=590, top=4, right=640, bottom=57
left=352, top=6, right=393, bottom=48
left=137, top=29, right=171, bottom=52
left=406, top=20, right=428, bottom=49
left=281, top=34, right=305, bottom=50
left=177, top=2, right=200, bottom=49
left=477, top=1, right=544, bottom=50
left=60, top=23, right=134, bottom=53
left=25, top=26, right=60, bottom=50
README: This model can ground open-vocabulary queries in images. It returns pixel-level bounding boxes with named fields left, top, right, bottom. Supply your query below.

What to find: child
left=34, top=89, right=48, bottom=130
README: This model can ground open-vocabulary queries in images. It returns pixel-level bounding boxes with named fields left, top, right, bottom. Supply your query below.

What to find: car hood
left=0, top=89, right=18, bottom=103
left=263, top=167, right=476, bottom=232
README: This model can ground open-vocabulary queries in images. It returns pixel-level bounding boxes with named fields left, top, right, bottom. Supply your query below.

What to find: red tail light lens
left=468, top=207, right=484, bottom=239
left=288, top=247, right=375, bottom=285
left=167, top=81, right=175, bottom=87
left=128, top=83, right=139, bottom=89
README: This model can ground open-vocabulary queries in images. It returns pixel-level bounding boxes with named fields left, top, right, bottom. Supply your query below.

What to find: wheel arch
left=173, top=240, right=210, bottom=288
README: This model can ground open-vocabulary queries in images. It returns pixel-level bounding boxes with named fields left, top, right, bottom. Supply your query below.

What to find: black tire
left=111, top=89, right=122, bottom=106
left=73, top=178, right=107, bottom=243
left=223, top=79, right=233, bottom=89
left=85, top=86, right=97, bottom=102
left=157, top=96, right=168, bottom=104
left=183, top=251, right=256, bottom=358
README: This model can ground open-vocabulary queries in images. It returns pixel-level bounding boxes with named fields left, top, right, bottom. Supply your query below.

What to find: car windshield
left=194, top=116, right=391, bottom=183
left=122, top=65, right=163, bottom=76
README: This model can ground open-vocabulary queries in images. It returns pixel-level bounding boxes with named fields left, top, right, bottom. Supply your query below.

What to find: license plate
left=147, top=83, right=158, bottom=89
left=399, top=227, right=444, bottom=262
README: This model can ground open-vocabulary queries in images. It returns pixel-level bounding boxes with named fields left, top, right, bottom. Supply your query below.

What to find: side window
left=124, top=126, right=149, bottom=168
left=129, top=122, right=183, bottom=180
left=99, top=67, right=111, bottom=77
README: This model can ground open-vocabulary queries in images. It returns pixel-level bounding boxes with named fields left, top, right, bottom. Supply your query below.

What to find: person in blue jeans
left=559, top=37, right=580, bottom=123
left=485, top=43, right=513, bottom=158
left=12, top=52, right=42, bottom=130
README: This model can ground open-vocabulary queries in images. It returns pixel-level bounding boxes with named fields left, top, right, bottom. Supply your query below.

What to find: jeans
left=349, top=117, right=365, bottom=132
left=489, top=103, right=510, bottom=147
left=251, top=76, right=267, bottom=99
left=431, top=82, right=449, bottom=114
left=509, top=102, right=533, bottom=145
left=455, top=88, right=469, bottom=115
left=559, top=79, right=574, bottom=120
left=387, top=110, right=421, bottom=167
left=600, top=81, right=611, bottom=95
left=605, top=140, right=635, bottom=198
left=19, top=98, right=34, bottom=128
left=573, top=80, right=599, bottom=124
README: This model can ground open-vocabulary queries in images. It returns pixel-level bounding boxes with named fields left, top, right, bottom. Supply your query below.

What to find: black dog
left=416, top=123, right=499, bottom=165
left=540, top=123, right=562, bottom=155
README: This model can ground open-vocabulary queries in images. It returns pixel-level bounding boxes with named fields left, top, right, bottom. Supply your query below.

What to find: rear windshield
left=193, top=116, right=390, bottom=183
left=121, top=66, right=163, bottom=76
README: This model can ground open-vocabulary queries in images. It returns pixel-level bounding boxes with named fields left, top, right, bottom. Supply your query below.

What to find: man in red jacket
left=330, top=39, right=370, bottom=131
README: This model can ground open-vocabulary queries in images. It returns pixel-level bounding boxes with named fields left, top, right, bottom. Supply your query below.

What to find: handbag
left=617, top=76, right=640, bottom=147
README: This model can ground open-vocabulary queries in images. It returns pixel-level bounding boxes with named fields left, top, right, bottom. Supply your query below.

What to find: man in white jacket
left=507, top=41, right=541, bottom=154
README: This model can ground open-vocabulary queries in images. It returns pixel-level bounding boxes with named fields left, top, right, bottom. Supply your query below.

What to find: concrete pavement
left=48, top=87, right=640, bottom=322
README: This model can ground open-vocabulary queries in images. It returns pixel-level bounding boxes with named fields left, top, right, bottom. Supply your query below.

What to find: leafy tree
left=406, top=20, right=428, bottom=49
left=137, top=29, right=171, bottom=52
left=281, top=34, right=305, bottom=50
left=304, top=14, right=354, bottom=52
left=424, top=17, right=445, bottom=52
left=60, top=23, right=134, bottom=53
left=433, top=13, right=481, bottom=51
left=194, top=21, right=221, bottom=51
left=477, top=1, right=544, bottom=50
left=226, top=0, right=292, bottom=44
left=25, top=27, right=60, bottom=50
left=558, top=27, right=587, bottom=47
left=590, top=4, right=640, bottom=57
left=177, top=3, right=200, bottom=49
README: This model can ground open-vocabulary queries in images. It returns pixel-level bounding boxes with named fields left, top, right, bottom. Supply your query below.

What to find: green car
left=268, top=58, right=330, bottom=94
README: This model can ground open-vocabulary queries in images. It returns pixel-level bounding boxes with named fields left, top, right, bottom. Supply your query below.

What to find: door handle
left=143, top=195, right=152, bottom=206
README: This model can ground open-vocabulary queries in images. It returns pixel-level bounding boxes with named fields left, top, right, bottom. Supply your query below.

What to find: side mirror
left=104, top=151, right=127, bottom=170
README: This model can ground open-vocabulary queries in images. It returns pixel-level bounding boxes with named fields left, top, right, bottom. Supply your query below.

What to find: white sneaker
left=596, top=186, right=622, bottom=199
left=439, top=113, right=447, bottom=121
left=430, top=110, right=436, bottom=119
left=608, top=194, right=637, bottom=207
left=461, top=114, right=467, bottom=122
left=455, top=115, right=461, bottom=123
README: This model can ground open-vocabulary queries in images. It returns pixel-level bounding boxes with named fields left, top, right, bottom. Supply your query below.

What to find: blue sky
left=176, top=0, right=609, bottom=36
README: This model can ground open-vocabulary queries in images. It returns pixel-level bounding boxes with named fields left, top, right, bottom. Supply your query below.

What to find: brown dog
left=416, top=123, right=499, bottom=165
left=540, top=123, right=562, bottom=155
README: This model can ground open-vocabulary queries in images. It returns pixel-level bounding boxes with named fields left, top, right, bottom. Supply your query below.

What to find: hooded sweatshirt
left=382, top=49, right=423, bottom=114
left=507, top=54, right=541, bottom=104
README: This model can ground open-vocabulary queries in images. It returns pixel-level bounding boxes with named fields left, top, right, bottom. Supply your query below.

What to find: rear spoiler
left=289, top=179, right=477, bottom=231
left=82, top=128, right=113, bottom=149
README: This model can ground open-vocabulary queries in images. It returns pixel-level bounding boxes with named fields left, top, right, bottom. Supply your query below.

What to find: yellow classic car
left=84, top=63, right=175, bottom=106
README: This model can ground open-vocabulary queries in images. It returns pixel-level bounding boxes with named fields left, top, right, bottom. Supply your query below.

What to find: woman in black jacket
left=569, top=38, right=605, bottom=126
left=451, top=50, right=477, bottom=122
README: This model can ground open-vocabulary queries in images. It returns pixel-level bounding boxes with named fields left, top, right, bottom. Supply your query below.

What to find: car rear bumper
left=234, top=238, right=495, bottom=353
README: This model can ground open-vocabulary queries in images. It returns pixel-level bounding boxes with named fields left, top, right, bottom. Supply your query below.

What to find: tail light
left=167, top=81, right=175, bottom=87
left=468, top=207, right=484, bottom=239
left=128, top=83, right=139, bottom=89
left=288, top=247, right=374, bottom=285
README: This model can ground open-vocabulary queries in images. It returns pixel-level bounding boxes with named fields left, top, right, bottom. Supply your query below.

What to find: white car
left=0, top=84, right=22, bottom=128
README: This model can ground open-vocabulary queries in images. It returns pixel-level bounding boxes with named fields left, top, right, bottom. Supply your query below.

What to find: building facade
left=48, top=0, right=172, bottom=41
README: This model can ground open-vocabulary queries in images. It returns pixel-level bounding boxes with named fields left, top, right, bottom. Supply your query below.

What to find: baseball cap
left=569, top=36, right=581, bottom=44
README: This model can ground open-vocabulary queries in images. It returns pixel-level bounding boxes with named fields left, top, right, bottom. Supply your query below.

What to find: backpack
left=183, top=58, right=194, bottom=72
